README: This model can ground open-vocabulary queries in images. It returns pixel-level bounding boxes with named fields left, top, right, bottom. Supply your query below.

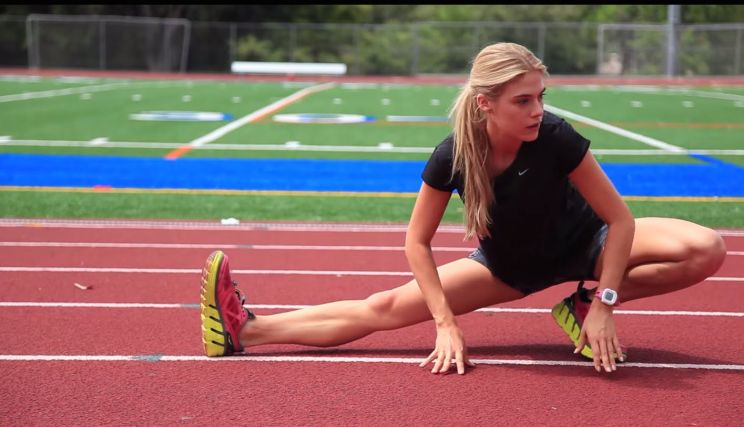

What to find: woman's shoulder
left=537, top=111, right=586, bottom=144
left=539, top=111, right=569, bottom=134
left=431, top=133, right=455, bottom=160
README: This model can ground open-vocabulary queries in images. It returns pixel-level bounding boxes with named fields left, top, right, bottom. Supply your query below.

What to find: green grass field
left=1, top=74, right=743, bottom=226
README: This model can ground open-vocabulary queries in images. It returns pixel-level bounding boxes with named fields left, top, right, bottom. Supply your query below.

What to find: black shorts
left=467, top=223, right=609, bottom=295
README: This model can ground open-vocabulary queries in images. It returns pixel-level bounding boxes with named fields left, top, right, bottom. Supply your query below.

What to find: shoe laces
left=232, top=280, right=256, bottom=320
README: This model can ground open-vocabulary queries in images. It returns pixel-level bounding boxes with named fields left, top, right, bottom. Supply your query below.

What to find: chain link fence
left=2, top=14, right=742, bottom=76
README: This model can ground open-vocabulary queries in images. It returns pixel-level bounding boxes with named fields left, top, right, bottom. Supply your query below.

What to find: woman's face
left=477, top=70, right=545, bottom=145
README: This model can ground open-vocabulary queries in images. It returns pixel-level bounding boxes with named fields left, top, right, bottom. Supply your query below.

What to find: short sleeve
left=552, top=118, right=591, bottom=176
left=421, top=135, right=458, bottom=192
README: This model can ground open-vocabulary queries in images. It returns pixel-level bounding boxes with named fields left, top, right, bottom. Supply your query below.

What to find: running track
left=1, top=219, right=743, bottom=425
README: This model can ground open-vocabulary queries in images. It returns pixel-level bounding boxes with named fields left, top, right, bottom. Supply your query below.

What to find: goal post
left=26, top=14, right=190, bottom=72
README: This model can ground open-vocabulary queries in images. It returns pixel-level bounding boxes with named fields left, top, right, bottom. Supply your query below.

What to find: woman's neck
left=487, top=126, right=522, bottom=176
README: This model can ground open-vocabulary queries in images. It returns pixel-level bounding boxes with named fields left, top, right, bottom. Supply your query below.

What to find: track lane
left=1, top=271, right=743, bottom=312
left=1, top=307, right=742, bottom=365
left=3, top=360, right=742, bottom=425
left=2, top=221, right=744, bottom=425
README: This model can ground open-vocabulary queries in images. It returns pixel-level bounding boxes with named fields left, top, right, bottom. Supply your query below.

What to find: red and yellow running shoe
left=551, top=281, right=627, bottom=361
left=200, top=250, right=254, bottom=357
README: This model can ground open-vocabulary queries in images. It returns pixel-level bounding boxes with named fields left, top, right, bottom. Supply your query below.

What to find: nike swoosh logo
left=518, top=169, right=529, bottom=176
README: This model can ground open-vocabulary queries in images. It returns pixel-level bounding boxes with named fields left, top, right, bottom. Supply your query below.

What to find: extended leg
left=240, top=258, right=525, bottom=348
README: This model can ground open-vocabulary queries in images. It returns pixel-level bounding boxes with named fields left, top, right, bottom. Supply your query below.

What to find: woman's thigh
left=379, top=258, right=525, bottom=326
left=594, top=217, right=724, bottom=278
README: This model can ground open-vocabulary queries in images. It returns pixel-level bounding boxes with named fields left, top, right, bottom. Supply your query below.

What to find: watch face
left=603, top=289, right=618, bottom=304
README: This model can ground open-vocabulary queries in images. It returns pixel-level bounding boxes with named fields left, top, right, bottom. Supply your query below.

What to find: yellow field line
left=1, top=185, right=743, bottom=202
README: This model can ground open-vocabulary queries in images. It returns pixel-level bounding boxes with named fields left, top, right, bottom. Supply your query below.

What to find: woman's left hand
left=576, top=303, right=623, bottom=372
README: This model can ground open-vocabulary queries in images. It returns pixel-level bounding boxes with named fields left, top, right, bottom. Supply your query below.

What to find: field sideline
left=1, top=68, right=743, bottom=226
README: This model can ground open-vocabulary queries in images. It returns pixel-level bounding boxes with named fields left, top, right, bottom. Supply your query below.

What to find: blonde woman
left=200, top=42, right=726, bottom=375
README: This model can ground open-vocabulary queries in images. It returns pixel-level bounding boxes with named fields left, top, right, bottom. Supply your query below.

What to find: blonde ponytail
left=449, top=43, right=548, bottom=240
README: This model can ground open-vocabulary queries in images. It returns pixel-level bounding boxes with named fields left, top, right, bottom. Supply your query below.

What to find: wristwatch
left=595, top=288, right=619, bottom=306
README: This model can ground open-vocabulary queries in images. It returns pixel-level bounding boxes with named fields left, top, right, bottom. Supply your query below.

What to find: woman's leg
left=239, top=258, right=525, bottom=348
left=594, top=217, right=726, bottom=302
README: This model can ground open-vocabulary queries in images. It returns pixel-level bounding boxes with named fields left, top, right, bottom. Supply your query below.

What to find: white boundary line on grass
left=5, top=139, right=744, bottom=156
left=184, top=82, right=336, bottom=148
left=0, top=353, right=742, bottom=371
left=544, top=104, right=687, bottom=153
left=0, top=82, right=131, bottom=103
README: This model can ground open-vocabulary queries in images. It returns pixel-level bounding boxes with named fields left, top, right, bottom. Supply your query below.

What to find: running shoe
left=551, top=281, right=627, bottom=361
left=200, top=250, right=255, bottom=357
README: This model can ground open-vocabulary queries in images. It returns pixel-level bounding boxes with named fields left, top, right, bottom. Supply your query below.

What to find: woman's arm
left=569, top=151, right=635, bottom=294
left=568, top=150, right=635, bottom=372
left=405, top=182, right=471, bottom=374
left=405, top=182, right=454, bottom=325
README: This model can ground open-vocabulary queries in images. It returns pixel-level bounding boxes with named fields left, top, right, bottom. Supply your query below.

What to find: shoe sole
left=551, top=300, right=627, bottom=362
left=200, top=250, right=231, bottom=357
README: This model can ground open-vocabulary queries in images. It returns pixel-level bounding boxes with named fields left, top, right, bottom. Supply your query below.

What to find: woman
left=200, top=42, right=726, bottom=375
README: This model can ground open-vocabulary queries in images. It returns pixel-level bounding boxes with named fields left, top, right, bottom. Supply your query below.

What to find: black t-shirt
left=421, top=111, right=605, bottom=286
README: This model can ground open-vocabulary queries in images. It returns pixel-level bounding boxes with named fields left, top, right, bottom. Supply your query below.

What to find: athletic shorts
left=467, top=223, right=609, bottom=295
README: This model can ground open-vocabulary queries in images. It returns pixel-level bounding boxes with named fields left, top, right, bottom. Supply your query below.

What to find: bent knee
left=365, top=290, right=397, bottom=316
left=688, top=227, right=726, bottom=275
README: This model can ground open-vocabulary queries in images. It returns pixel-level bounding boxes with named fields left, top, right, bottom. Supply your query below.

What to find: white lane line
left=1, top=219, right=743, bottom=238
left=0, top=241, right=474, bottom=252
left=0, top=267, right=409, bottom=276
left=0, top=220, right=464, bottom=233
left=0, top=266, right=743, bottom=282
left=545, top=104, right=687, bottom=152
left=0, top=354, right=742, bottom=371
left=6, top=138, right=744, bottom=156
left=1, top=302, right=742, bottom=317
left=186, top=82, right=335, bottom=148
left=0, top=82, right=130, bottom=103
left=3, top=242, right=743, bottom=257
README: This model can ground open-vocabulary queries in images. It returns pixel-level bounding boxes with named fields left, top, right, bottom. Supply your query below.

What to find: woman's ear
left=475, top=93, right=491, bottom=112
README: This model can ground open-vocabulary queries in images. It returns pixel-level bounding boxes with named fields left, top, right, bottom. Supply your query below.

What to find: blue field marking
left=1, top=154, right=743, bottom=197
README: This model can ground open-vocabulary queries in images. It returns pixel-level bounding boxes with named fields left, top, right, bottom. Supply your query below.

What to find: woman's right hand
left=419, top=322, right=475, bottom=375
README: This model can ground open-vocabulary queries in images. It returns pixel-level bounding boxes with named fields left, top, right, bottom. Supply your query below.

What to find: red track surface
left=1, top=219, right=743, bottom=425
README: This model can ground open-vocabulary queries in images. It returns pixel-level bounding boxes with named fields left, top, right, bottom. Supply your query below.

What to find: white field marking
left=0, top=82, right=130, bottom=103
left=0, top=266, right=742, bottom=282
left=186, top=82, right=335, bottom=148
left=612, top=86, right=744, bottom=103
left=1, top=219, right=743, bottom=237
left=0, top=354, right=742, bottom=371
left=0, top=241, right=473, bottom=252
left=591, top=149, right=744, bottom=156
left=10, top=139, right=744, bottom=156
left=0, top=139, right=430, bottom=153
left=1, top=301, right=743, bottom=318
left=544, top=104, right=686, bottom=153
left=88, top=137, right=108, bottom=146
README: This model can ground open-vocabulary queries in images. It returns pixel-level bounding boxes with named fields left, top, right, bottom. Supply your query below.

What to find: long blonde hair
left=450, top=42, right=548, bottom=240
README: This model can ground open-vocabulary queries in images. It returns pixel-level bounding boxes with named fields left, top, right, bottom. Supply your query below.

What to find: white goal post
left=26, top=14, right=191, bottom=72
